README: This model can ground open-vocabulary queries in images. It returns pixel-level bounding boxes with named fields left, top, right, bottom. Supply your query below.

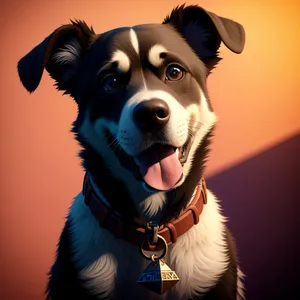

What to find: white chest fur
left=69, top=190, right=228, bottom=300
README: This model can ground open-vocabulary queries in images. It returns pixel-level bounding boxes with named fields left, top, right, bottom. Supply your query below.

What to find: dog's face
left=72, top=24, right=217, bottom=192
left=18, top=5, right=245, bottom=196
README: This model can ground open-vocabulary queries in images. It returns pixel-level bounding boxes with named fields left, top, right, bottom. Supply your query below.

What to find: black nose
left=133, top=99, right=170, bottom=132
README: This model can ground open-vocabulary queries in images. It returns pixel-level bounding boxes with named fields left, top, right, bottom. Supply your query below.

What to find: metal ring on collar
left=140, top=234, right=168, bottom=261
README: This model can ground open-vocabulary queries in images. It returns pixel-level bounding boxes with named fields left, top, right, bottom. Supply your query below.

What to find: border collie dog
left=18, top=4, right=246, bottom=300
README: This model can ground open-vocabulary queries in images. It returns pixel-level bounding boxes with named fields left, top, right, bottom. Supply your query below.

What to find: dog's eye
left=166, top=65, right=185, bottom=81
left=102, top=74, right=125, bottom=92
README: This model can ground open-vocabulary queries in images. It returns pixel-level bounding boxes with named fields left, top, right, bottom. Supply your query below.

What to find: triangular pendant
left=137, top=259, right=179, bottom=295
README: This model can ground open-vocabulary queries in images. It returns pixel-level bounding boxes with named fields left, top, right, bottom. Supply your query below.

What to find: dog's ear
left=163, top=5, right=245, bottom=71
left=17, top=20, right=96, bottom=93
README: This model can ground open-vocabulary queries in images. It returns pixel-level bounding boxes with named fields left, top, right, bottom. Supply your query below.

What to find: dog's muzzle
left=106, top=99, right=194, bottom=191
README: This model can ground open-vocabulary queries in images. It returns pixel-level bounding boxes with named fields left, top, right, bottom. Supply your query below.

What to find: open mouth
left=105, top=130, right=194, bottom=191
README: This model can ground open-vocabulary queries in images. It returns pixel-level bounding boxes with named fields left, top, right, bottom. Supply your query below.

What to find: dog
left=18, top=4, right=246, bottom=300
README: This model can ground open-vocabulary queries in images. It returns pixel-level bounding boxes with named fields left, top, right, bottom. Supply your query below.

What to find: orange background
left=0, top=0, right=299, bottom=299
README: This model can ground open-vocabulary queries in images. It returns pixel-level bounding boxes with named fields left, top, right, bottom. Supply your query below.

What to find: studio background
left=0, top=0, right=299, bottom=299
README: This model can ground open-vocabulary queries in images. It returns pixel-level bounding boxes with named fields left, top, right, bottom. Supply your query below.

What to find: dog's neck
left=80, top=129, right=213, bottom=225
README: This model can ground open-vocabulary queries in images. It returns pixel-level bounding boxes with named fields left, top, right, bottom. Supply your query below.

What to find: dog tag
left=137, top=249, right=179, bottom=294
left=137, top=258, right=179, bottom=294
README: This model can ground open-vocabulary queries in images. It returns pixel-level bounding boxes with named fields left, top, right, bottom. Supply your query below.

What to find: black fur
left=46, top=220, right=96, bottom=300
left=18, top=4, right=246, bottom=300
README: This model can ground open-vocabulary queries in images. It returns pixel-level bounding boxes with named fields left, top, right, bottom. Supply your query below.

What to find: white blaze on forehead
left=111, top=50, right=130, bottom=72
left=148, top=44, right=168, bottom=67
left=130, top=28, right=139, bottom=55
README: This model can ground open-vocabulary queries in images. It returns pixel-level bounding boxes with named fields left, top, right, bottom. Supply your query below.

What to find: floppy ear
left=17, top=20, right=95, bottom=93
left=163, top=5, right=245, bottom=71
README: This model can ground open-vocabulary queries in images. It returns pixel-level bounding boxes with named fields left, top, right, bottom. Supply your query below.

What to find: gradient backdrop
left=0, top=0, right=299, bottom=299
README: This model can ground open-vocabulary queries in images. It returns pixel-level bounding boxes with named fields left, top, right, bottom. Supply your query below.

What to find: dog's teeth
left=175, top=148, right=179, bottom=157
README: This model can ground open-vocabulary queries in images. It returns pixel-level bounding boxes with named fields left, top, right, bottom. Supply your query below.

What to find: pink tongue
left=139, top=145, right=182, bottom=191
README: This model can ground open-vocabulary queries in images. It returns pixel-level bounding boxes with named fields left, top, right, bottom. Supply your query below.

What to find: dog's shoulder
left=200, top=227, right=245, bottom=300
left=183, top=191, right=245, bottom=300
left=46, top=213, right=96, bottom=299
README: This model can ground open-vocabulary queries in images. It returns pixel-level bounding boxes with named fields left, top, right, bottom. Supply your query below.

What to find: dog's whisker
left=108, top=137, right=118, bottom=149
left=111, top=141, right=121, bottom=153
left=107, top=139, right=120, bottom=153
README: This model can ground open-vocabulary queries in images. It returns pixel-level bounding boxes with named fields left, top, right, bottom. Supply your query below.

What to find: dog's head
left=18, top=5, right=245, bottom=217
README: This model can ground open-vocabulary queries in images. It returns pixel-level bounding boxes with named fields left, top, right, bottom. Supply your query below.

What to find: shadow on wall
left=207, top=133, right=300, bottom=300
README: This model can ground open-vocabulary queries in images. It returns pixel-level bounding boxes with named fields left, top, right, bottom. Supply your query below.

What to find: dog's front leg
left=46, top=220, right=99, bottom=300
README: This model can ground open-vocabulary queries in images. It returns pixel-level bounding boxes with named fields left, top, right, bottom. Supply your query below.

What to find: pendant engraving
left=137, top=259, right=179, bottom=294
left=138, top=234, right=180, bottom=294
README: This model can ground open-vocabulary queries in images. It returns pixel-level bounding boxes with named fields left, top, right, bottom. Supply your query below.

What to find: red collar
left=82, top=174, right=207, bottom=247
